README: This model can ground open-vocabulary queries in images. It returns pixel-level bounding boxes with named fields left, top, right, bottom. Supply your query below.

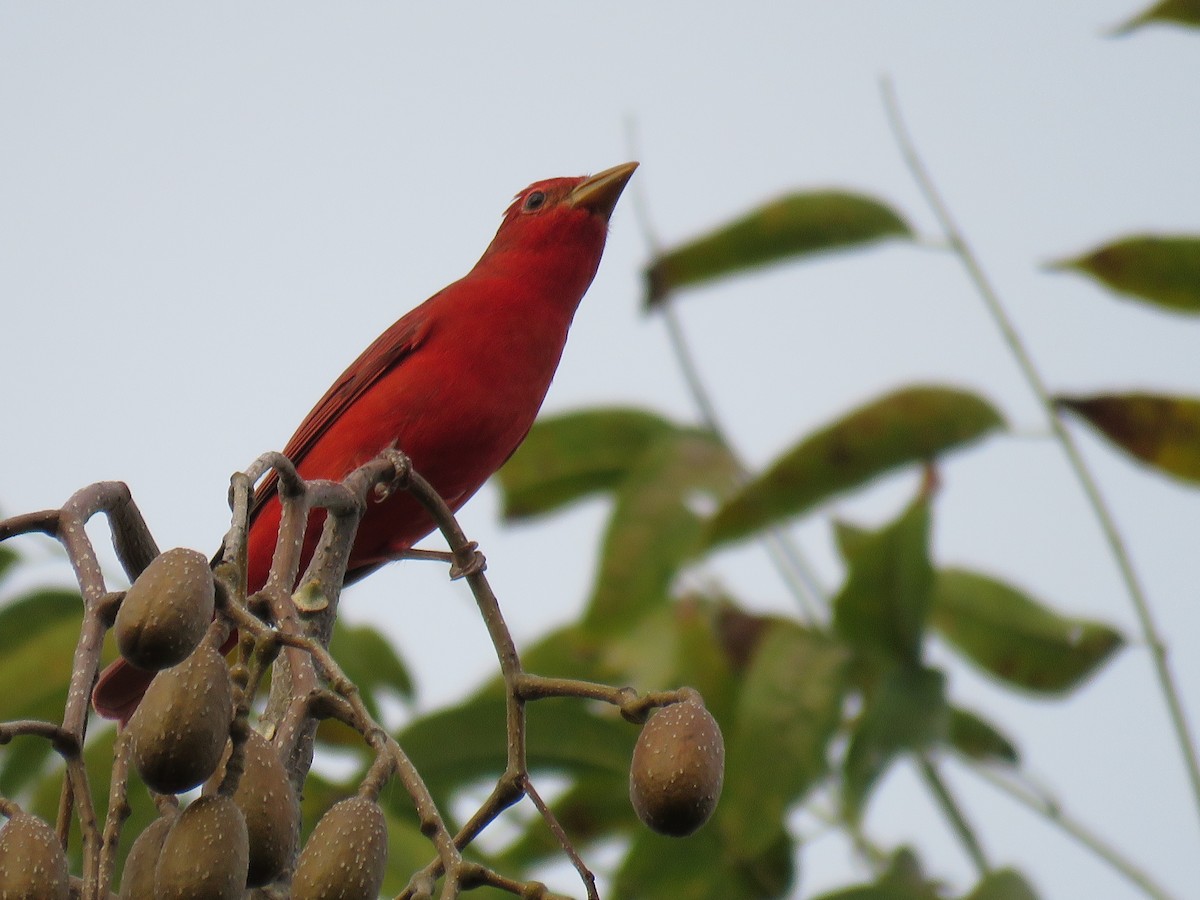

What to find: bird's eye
left=523, top=191, right=546, bottom=212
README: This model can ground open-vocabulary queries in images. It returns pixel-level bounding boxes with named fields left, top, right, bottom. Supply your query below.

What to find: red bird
left=93, top=162, right=638, bottom=721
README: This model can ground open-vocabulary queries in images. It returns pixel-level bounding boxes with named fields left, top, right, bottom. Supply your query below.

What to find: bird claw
left=374, top=450, right=414, bottom=502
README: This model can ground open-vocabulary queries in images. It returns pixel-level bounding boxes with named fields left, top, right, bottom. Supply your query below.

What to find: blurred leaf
left=503, top=624, right=610, bottom=689
left=705, top=386, right=1003, bottom=548
left=672, top=598, right=741, bottom=725
left=497, top=772, right=633, bottom=870
left=496, top=408, right=678, bottom=520
left=813, top=847, right=941, bottom=900
left=646, top=191, right=911, bottom=304
left=379, top=809, right=447, bottom=897
left=398, top=696, right=635, bottom=809
left=713, top=601, right=772, bottom=674
left=832, top=519, right=873, bottom=563
left=833, top=499, right=933, bottom=665
left=843, top=667, right=947, bottom=821
left=615, top=824, right=793, bottom=899
left=1055, top=392, right=1200, bottom=483
left=721, top=621, right=849, bottom=857
left=0, top=587, right=80, bottom=656
left=0, top=737, right=54, bottom=801
left=583, top=429, right=739, bottom=633
left=0, top=615, right=79, bottom=721
left=329, top=622, right=414, bottom=715
left=1113, top=0, right=1200, bottom=34
left=947, top=707, right=1019, bottom=766
left=0, top=545, right=18, bottom=584
left=963, top=869, right=1039, bottom=900
left=1049, top=235, right=1200, bottom=314
left=932, top=569, right=1123, bottom=695
left=599, top=599, right=742, bottom=728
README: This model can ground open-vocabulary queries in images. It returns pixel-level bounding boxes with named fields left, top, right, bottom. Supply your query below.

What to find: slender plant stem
left=661, top=303, right=825, bottom=621
left=917, top=755, right=989, bottom=878
left=623, top=139, right=824, bottom=622
left=880, top=77, right=1200, bottom=825
left=969, top=763, right=1178, bottom=900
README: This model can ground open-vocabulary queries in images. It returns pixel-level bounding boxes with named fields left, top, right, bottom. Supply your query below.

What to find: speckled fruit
left=115, top=548, right=215, bottom=671
left=629, top=697, right=725, bottom=837
left=0, top=812, right=69, bottom=899
left=119, top=815, right=173, bottom=899
left=129, top=644, right=233, bottom=794
left=292, top=796, right=388, bottom=900
left=154, top=795, right=248, bottom=899
left=228, top=730, right=300, bottom=887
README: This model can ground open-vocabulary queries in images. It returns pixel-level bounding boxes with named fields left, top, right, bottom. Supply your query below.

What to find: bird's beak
left=566, top=161, right=639, bottom=221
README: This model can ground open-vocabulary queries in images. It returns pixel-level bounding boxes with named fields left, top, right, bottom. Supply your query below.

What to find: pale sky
left=2, top=4, right=1199, bottom=898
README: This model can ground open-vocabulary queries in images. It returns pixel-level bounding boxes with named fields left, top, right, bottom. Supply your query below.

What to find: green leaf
left=497, top=772, right=633, bottom=870
left=1113, top=0, right=1200, bottom=34
left=721, top=621, right=849, bottom=857
left=705, top=386, right=1003, bottom=549
left=832, top=519, right=873, bottom=563
left=1049, top=235, right=1200, bottom=314
left=0, top=545, right=18, bottom=584
left=947, top=707, right=1019, bottom=766
left=496, top=408, right=679, bottom=520
left=645, top=191, right=911, bottom=305
left=0, top=615, right=80, bottom=722
left=1055, top=392, right=1200, bottom=484
left=380, top=809, right=448, bottom=897
left=0, top=588, right=80, bottom=656
left=398, top=696, right=635, bottom=808
left=328, top=623, right=413, bottom=717
left=614, top=824, right=793, bottom=899
left=813, top=848, right=941, bottom=900
left=833, top=499, right=934, bottom=665
left=962, top=868, right=1039, bottom=900
left=843, top=667, right=948, bottom=822
left=583, top=429, right=739, bottom=633
left=932, top=569, right=1124, bottom=695
left=671, top=599, right=741, bottom=726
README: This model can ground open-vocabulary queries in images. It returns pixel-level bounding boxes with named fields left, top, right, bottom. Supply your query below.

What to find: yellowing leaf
left=1113, top=0, right=1200, bottom=34
left=1056, top=392, right=1200, bottom=484
left=645, top=191, right=910, bottom=305
left=1050, top=235, right=1200, bottom=314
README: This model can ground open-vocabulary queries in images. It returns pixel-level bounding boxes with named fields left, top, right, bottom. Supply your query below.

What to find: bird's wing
left=248, top=306, right=435, bottom=522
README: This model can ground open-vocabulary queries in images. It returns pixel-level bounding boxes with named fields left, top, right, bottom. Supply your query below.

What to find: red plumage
left=93, top=162, right=638, bottom=721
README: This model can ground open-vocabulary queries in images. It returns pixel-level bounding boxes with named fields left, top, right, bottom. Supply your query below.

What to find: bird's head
left=479, top=162, right=639, bottom=275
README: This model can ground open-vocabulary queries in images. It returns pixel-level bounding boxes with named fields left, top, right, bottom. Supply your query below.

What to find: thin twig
left=880, top=76, right=1200, bottom=827
left=968, top=763, right=1178, bottom=900
left=623, top=134, right=824, bottom=622
left=917, top=755, right=989, bottom=878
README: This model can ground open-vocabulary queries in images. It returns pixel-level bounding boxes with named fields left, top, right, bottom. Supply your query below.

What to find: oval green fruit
left=629, top=696, right=724, bottom=837
left=119, top=815, right=173, bottom=899
left=129, top=643, right=233, bottom=794
left=230, top=730, right=299, bottom=887
left=292, top=796, right=387, bottom=900
left=115, top=547, right=215, bottom=671
left=0, top=812, right=70, bottom=899
left=154, top=795, right=248, bottom=899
